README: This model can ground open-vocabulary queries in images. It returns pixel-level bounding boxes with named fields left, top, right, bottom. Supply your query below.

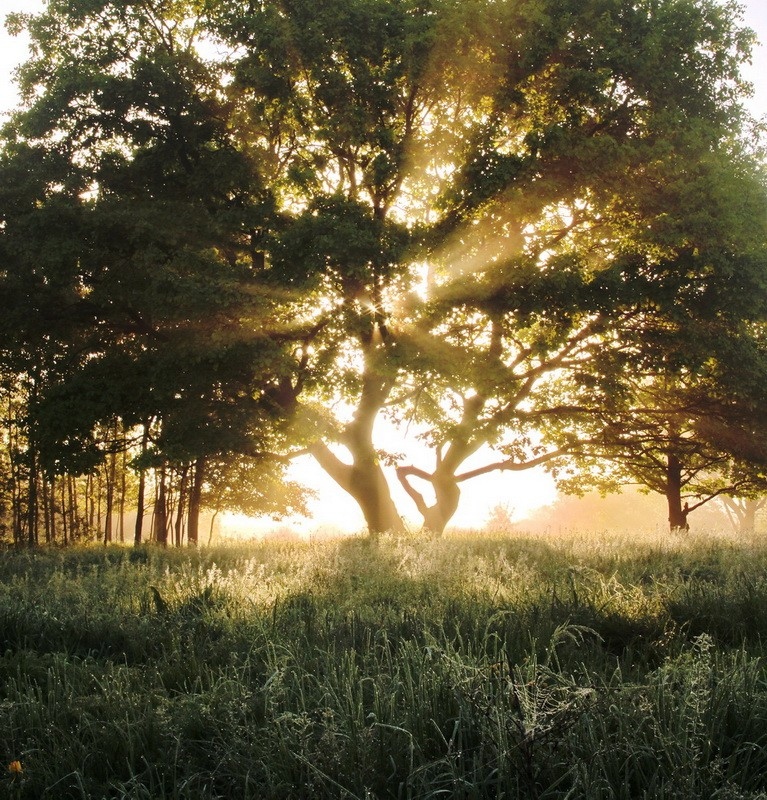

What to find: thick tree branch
left=395, top=465, right=430, bottom=517
left=454, top=446, right=569, bottom=482
left=309, top=442, right=353, bottom=493
left=685, top=482, right=750, bottom=514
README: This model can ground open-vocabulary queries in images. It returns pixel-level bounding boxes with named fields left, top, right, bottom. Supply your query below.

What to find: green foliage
left=2, top=532, right=767, bottom=797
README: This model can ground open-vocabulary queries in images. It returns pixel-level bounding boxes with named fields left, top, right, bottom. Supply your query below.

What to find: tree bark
left=41, top=475, right=52, bottom=544
left=395, top=464, right=461, bottom=535
left=154, top=469, right=168, bottom=546
left=134, top=423, right=150, bottom=546
left=309, top=333, right=404, bottom=535
left=27, top=448, right=39, bottom=547
left=61, top=478, right=68, bottom=546
left=118, top=446, right=127, bottom=543
left=104, top=448, right=117, bottom=545
left=67, top=475, right=78, bottom=542
left=666, top=453, right=688, bottom=531
left=208, top=509, right=220, bottom=546
left=187, top=457, right=205, bottom=547
left=310, top=441, right=403, bottom=535
left=174, top=464, right=189, bottom=547
left=742, top=500, right=758, bottom=534
left=721, top=497, right=765, bottom=534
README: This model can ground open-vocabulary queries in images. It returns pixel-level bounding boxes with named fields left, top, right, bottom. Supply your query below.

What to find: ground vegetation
left=3, top=532, right=767, bottom=797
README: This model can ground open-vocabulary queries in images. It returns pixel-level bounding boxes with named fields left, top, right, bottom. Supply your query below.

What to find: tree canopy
left=1, top=0, right=765, bottom=542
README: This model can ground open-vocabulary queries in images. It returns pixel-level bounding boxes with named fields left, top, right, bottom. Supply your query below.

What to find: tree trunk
left=104, top=448, right=117, bottom=545
left=311, top=442, right=403, bottom=535
left=741, top=500, right=759, bottom=534
left=85, top=473, right=94, bottom=536
left=394, top=393, right=493, bottom=535
left=309, top=348, right=404, bottom=535
left=154, top=469, right=168, bottom=547
left=134, top=467, right=146, bottom=545
left=187, top=458, right=205, bottom=547
left=118, top=446, right=127, bottom=543
left=396, top=464, right=461, bottom=535
left=722, top=497, right=763, bottom=535
left=61, top=478, right=68, bottom=546
left=10, top=446, right=23, bottom=544
left=48, top=475, right=57, bottom=543
left=424, top=473, right=461, bottom=535
left=96, top=472, right=103, bottom=540
left=208, top=509, right=220, bottom=546
left=134, top=423, right=150, bottom=546
left=27, top=448, right=38, bottom=547
left=174, top=464, right=189, bottom=547
left=666, top=454, right=688, bottom=531
left=41, top=475, right=52, bottom=544
left=68, top=475, right=79, bottom=541
left=350, top=459, right=404, bottom=535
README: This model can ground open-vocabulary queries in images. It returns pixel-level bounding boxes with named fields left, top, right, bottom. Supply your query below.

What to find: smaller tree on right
left=554, top=288, right=767, bottom=532
left=719, top=497, right=767, bottom=534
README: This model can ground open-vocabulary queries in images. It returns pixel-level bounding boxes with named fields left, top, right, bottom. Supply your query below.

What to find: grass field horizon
left=3, top=525, right=767, bottom=799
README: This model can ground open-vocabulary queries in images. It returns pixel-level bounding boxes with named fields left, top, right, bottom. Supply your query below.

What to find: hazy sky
left=0, top=0, right=765, bottom=530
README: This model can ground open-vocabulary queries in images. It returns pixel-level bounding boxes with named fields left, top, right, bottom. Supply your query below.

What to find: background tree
left=719, top=497, right=767, bottom=534
left=0, top=0, right=311, bottom=542
left=554, top=311, right=767, bottom=531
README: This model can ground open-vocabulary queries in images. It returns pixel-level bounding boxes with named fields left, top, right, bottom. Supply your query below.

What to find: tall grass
left=1, top=528, right=767, bottom=798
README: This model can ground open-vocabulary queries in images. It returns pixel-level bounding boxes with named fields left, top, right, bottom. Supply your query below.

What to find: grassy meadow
left=2, top=527, right=767, bottom=798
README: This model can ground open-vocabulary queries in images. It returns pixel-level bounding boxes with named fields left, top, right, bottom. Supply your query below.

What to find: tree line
left=1, top=0, right=766, bottom=545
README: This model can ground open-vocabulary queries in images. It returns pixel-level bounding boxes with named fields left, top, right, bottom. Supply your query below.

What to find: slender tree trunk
left=134, top=423, right=150, bottom=546
left=86, top=472, right=98, bottom=538
left=27, top=448, right=38, bottom=547
left=68, top=475, right=78, bottom=541
left=154, top=468, right=168, bottom=547
left=208, top=509, right=220, bottom=546
left=10, top=407, right=24, bottom=544
left=49, top=475, right=58, bottom=544
left=118, top=446, right=127, bottom=543
left=10, top=440, right=23, bottom=543
left=25, top=376, right=40, bottom=547
left=187, top=457, right=205, bottom=547
left=149, top=475, right=157, bottom=543
left=48, top=475, right=57, bottom=543
left=96, top=472, right=103, bottom=540
left=104, top=448, right=117, bottom=545
left=61, top=477, right=68, bottom=546
left=174, top=464, right=189, bottom=547
left=134, top=466, right=146, bottom=545
left=85, top=473, right=92, bottom=535
left=42, top=475, right=52, bottom=544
